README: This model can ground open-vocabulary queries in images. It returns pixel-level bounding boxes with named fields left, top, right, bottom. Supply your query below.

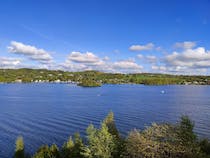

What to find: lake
left=0, top=84, right=210, bottom=157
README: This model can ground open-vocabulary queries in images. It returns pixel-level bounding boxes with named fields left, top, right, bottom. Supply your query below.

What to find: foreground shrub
left=123, top=116, right=203, bottom=158
left=199, top=139, right=210, bottom=157
left=81, top=122, right=115, bottom=158
left=102, top=111, right=125, bottom=158
left=124, top=124, right=185, bottom=158
left=32, top=144, right=60, bottom=158
left=14, top=112, right=210, bottom=158
left=61, top=133, right=84, bottom=158
left=14, top=136, right=25, bottom=158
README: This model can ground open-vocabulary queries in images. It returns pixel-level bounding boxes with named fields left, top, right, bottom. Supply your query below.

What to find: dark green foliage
left=50, top=144, right=60, bottom=158
left=82, top=122, right=115, bottom=158
left=14, top=136, right=25, bottom=158
left=199, top=139, right=210, bottom=156
left=72, top=133, right=84, bottom=157
left=124, top=124, right=180, bottom=158
left=123, top=116, right=210, bottom=158
left=177, top=115, right=197, bottom=145
left=77, top=79, right=102, bottom=87
left=103, top=111, right=125, bottom=158
left=13, top=113, right=210, bottom=158
left=103, top=111, right=119, bottom=138
left=61, top=137, right=74, bottom=158
left=61, top=133, right=84, bottom=158
left=33, top=144, right=60, bottom=158
left=175, top=116, right=200, bottom=157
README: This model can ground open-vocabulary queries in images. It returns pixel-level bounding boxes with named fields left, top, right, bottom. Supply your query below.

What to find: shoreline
left=0, top=81, right=210, bottom=86
left=1, top=68, right=210, bottom=86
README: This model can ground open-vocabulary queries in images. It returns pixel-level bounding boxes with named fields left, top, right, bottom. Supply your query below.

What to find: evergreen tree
left=82, top=123, right=115, bottom=158
left=14, top=136, right=25, bottom=158
left=12, top=113, right=210, bottom=158
left=61, top=133, right=84, bottom=158
left=50, top=144, right=60, bottom=158
left=176, top=116, right=200, bottom=158
left=33, top=144, right=60, bottom=158
left=33, top=145, right=50, bottom=158
left=61, top=137, right=74, bottom=158
left=103, top=111, right=125, bottom=158
left=199, top=139, right=210, bottom=156
left=177, top=115, right=196, bottom=145
left=71, top=133, right=84, bottom=158
left=103, top=111, right=119, bottom=138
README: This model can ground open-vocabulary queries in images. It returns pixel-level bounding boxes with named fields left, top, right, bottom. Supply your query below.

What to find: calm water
left=0, top=84, right=210, bottom=157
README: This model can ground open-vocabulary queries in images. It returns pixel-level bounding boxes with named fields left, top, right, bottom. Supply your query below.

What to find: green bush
left=14, top=113, right=210, bottom=158
left=14, top=136, right=25, bottom=158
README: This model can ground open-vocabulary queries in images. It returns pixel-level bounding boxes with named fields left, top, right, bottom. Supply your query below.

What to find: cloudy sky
left=0, top=0, right=210, bottom=75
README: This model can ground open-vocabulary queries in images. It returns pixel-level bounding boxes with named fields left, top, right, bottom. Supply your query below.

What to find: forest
left=14, top=112, right=210, bottom=158
left=1, top=68, right=210, bottom=86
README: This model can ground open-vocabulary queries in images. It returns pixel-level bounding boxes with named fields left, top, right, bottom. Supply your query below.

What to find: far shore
left=1, top=68, right=210, bottom=86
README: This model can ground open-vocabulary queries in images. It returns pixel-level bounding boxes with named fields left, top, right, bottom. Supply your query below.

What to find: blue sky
left=0, top=0, right=210, bottom=74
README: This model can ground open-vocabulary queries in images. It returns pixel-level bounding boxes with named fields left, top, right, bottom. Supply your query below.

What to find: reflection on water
left=0, top=84, right=210, bottom=157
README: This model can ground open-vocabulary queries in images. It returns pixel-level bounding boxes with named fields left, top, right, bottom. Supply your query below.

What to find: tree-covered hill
left=0, top=68, right=210, bottom=86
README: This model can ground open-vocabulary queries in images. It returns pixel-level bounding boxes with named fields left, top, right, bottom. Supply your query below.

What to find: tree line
left=14, top=112, right=210, bottom=158
left=1, top=68, right=210, bottom=85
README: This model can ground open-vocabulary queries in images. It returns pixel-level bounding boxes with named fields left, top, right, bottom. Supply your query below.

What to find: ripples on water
left=0, top=83, right=210, bottom=157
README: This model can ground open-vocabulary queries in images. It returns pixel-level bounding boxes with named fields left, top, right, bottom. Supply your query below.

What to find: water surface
left=0, top=84, right=210, bottom=157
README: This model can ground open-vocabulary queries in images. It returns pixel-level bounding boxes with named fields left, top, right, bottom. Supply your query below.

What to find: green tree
left=61, top=133, right=84, bottom=158
left=199, top=139, right=210, bottom=157
left=12, top=113, right=210, bottom=158
left=61, top=137, right=74, bottom=158
left=177, top=115, right=196, bottom=145
left=176, top=116, right=201, bottom=157
left=50, top=144, right=60, bottom=158
left=14, top=136, right=25, bottom=158
left=82, top=123, right=115, bottom=158
left=103, top=111, right=125, bottom=158
left=124, top=124, right=181, bottom=158
left=124, top=122, right=201, bottom=158
left=71, top=133, right=84, bottom=158
left=33, top=144, right=60, bottom=158
left=103, top=111, right=119, bottom=138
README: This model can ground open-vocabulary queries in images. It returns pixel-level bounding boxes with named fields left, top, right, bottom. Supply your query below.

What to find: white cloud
left=151, top=65, right=167, bottom=71
left=112, top=60, right=143, bottom=73
left=59, top=61, right=88, bottom=72
left=165, top=47, right=210, bottom=68
left=137, top=54, right=144, bottom=59
left=62, top=51, right=107, bottom=72
left=113, top=49, right=120, bottom=54
left=152, top=65, right=207, bottom=75
left=137, top=54, right=158, bottom=64
left=145, top=55, right=157, bottom=63
left=129, top=43, right=154, bottom=51
left=174, top=41, right=196, bottom=49
left=61, top=51, right=143, bottom=73
left=67, top=52, right=100, bottom=64
left=8, top=41, right=53, bottom=63
left=103, top=56, right=110, bottom=61
left=149, top=46, right=210, bottom=75
left=155, top=46, right=162, bottom=51
left=3, top=41, right=210, bottom=75
left=0, top=57, right=22, bottom=68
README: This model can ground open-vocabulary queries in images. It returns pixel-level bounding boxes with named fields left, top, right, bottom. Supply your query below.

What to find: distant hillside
left=0, top=68, right=210, bottom=86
